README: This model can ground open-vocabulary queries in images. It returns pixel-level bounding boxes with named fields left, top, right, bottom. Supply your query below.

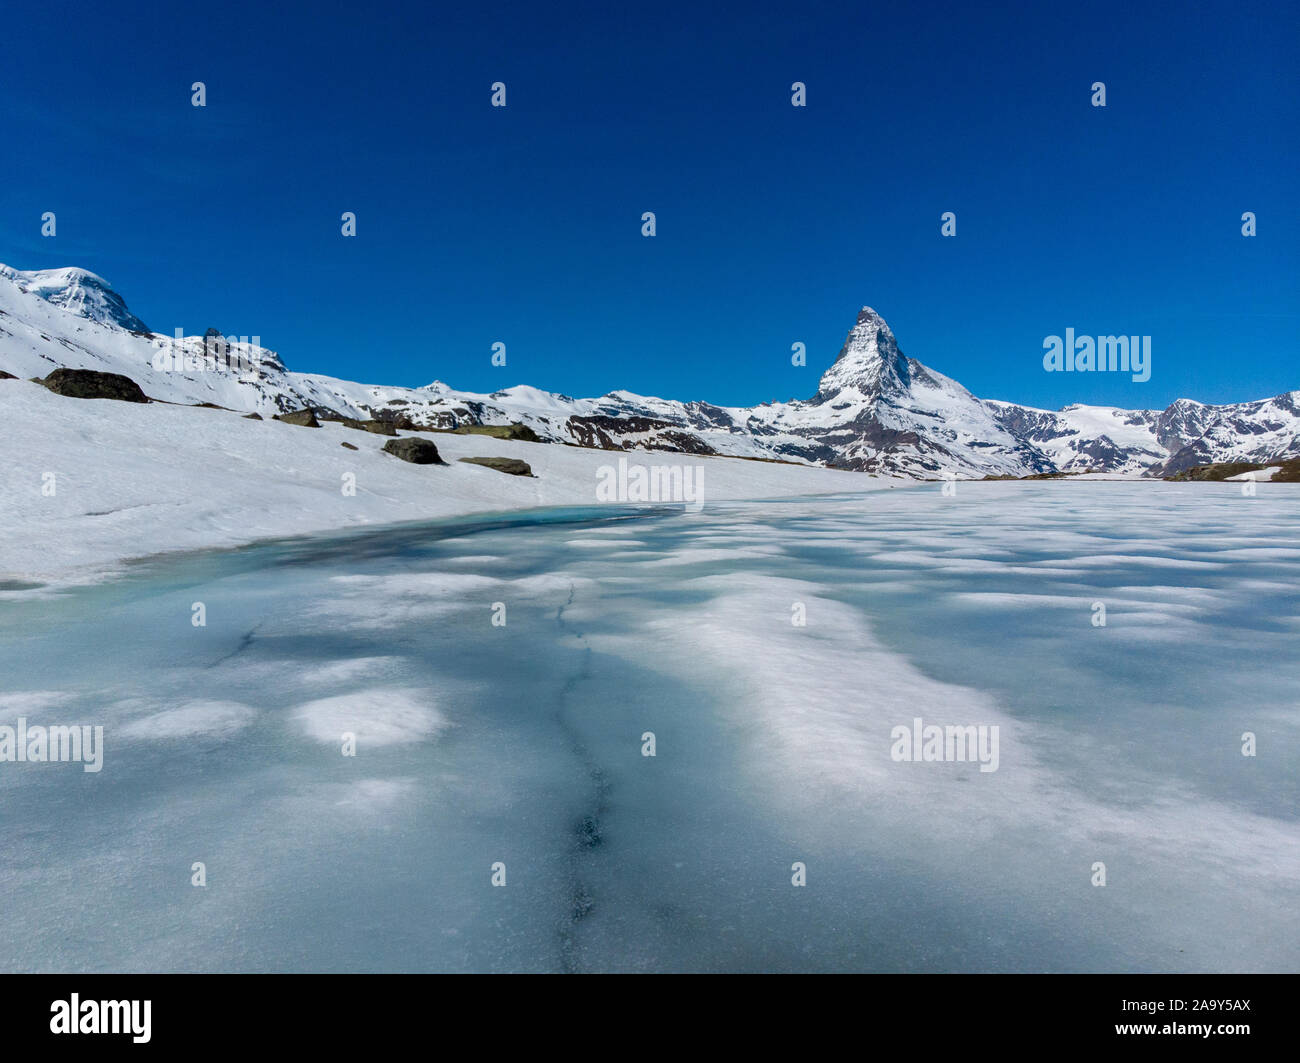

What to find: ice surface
left=0, top=483, right=1296, bottom=972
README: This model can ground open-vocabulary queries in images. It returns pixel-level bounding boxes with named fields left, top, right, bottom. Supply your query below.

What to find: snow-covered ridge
left=1, top=264, right=1296, bottom=478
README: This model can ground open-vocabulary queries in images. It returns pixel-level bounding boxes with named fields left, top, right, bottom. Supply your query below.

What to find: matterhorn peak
left=815, top=305, right=911, bottom=400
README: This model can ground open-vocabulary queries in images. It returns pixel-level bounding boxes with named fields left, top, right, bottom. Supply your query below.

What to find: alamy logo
left=596, top=456, right=704, bottom=512
left=0, top=717, right=104, bottom=772
left=50, top=995, right=151, bottom=1043
left=890, top=716, right=1000, bottom=772
left=1043, top=329, right=1151, bottom=382
left=152, top=330, right=264, bottom=374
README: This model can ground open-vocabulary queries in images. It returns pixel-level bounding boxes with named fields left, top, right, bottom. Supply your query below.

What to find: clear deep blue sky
left=1, top=0, right=1294, bottom=410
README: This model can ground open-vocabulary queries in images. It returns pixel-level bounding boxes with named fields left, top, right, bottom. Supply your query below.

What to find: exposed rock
left=565, top=414, right=718, bottom=455
left=452, top=422, right=543, bottom=442
left=243, top=412, right=263, bottom=420
left=341, top=417, right=397, bottom=436
left=0, top=370, right=15, bottom=380
left=1167, top=461, right=1264, bottom=482
left=341, top=441, right=358, bottom=450
left=367, top=408, right=445, bottom=432
left=274, top=408, right=320, bottom=428
left=1167, top=459, right=1300, bottom=482
left=382, top=437, right=445, bottom=464
left=41, top=368, right=148, bottom=402
left=458, top=456, right=534, bottom=477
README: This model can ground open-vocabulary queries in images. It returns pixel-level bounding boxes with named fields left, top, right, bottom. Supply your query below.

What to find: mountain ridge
left=1, top=263, right=1296, bottom=478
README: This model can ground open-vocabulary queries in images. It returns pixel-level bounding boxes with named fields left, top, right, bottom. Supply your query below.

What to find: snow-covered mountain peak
left=0, top=264, right=150, bottom=333
left=817, top=305, right=911, bottom=398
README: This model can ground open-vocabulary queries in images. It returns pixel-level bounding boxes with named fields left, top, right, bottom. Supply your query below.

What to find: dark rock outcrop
left=458, top=456, right=534, bottom=476
left=565, top=414, right=718, bottom=454
left=1167, top=458, right=1300, bottom=482
left=41, top=368, right=148, bottom=402
left=274, top=408, right=320, bottom=427
left=342, top=418, right=397, bottom=436
left=382, top=437, right=445, bottom=464
left=367, top=408, right=447, bottom=432
left=452, top=422, right=543, bottom=442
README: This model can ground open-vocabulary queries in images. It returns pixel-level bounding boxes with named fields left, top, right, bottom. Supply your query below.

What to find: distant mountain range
left=1, top=264, right=1296, bottom=478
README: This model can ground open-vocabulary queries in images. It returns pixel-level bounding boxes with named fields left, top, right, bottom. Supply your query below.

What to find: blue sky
left=0, top=0, right=1294, bottom=410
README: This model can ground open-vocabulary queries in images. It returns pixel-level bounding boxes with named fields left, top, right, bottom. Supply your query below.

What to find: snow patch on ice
left=293, top=688, right=446, bottom=746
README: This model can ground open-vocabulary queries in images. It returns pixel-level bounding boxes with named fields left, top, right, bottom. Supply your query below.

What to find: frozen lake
left=1, top=481, right=1297, bottom=972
